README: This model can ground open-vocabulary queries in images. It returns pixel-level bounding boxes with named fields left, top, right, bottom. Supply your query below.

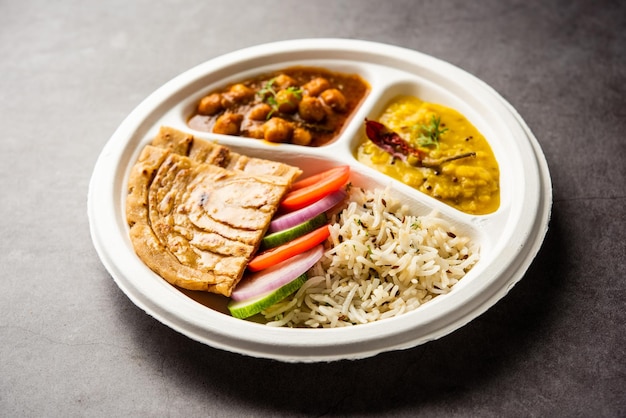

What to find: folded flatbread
left=126, top=127, right=301, bottom=296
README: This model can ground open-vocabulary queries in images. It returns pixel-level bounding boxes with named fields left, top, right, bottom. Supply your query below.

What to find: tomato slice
left=247, top=225, right=330, bottom=272
left=280, top=166, right=350, bottom=212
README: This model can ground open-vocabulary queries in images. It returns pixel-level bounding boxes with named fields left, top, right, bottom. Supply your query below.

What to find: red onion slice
left=231, top=245, right=324, bottom=302
left=269, top=189, right=347, bottom=234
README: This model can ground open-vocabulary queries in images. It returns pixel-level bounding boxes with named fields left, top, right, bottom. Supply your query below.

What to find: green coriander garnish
left=258, top=78, right=302, bottom=119
left=285, top=85, right=303, bottom=99
left=412, top=115, right=448, bottom=148
left=258, top=78, right=278, bottom=101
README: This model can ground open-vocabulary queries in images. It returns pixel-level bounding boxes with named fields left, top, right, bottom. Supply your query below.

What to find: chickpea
left=320, top=88, right=347, bottom=112
left=221, top=83, right=255, bottom=108
left=248, top=103, right=272, bottom=121
left=273, top=74, right=298, bottom=90
left=247, top=123, right=265, bottom=139
left=275, top=89, right=302, bottom=114
left=197, top=93, right=223, bottom=116
left=213, top=113, right=243, bottom=136
left=263, top=117, right=293, bottom=143
left=302, top=77, right=330, bottom=97
left=298, top=96, right=326, bottom=123
left=292, top=127, right=313, bottom=146
left=229, top=83, right=255, bottom=101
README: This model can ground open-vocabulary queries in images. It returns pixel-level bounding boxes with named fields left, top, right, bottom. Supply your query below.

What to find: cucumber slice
left=228, top=273, right=307, bottom=319
left=260, top=212, right=327, bottom=251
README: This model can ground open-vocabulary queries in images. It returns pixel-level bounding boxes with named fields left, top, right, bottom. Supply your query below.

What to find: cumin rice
left=262, top=187, right=479, bottom=327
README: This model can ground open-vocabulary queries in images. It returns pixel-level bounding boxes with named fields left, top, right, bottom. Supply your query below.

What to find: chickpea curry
left=357, top=96, right=500, bottom=215
left=188, top=67, right=369, bottom=147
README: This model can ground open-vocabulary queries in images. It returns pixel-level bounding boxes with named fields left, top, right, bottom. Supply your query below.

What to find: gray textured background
left=1, top=0, right=625, bottom=416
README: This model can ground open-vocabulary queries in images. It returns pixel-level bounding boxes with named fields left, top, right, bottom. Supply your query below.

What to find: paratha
left=126, top=127, right=302, bottom=296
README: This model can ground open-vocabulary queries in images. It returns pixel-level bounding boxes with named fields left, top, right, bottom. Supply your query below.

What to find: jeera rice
left=262, top=186, right=480, bottom=328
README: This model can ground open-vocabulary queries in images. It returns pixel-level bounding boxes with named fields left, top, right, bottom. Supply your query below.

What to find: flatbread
left=126, top=127, right=301, bottom=296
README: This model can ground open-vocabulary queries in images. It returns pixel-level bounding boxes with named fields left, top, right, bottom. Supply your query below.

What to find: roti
left=126, top=127, right=301, bottom=296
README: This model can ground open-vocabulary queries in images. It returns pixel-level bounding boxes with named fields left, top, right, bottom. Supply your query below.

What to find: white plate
left=88, top=39, right=552, bottom=362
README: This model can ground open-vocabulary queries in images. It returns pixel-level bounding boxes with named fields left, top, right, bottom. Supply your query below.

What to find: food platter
left=88, top=39, right=552, bottom=362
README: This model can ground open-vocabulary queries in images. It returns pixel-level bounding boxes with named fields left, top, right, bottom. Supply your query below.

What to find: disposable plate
left=88, top=39, right=552, bottom=362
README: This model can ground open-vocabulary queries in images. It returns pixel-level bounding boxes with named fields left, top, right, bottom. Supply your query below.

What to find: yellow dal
left=357, top=96, right=500, bottom=215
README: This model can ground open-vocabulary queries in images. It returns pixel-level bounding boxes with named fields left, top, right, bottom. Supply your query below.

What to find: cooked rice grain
left=263, top=187, right=479, bottom=327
